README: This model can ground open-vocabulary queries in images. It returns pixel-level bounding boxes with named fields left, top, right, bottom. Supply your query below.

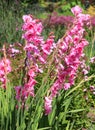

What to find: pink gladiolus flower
left=64, top=83, right=71, bottom=90
left=22, top=79, right=36, bottom=98
left=82, top=69, right=88, bottom=75
left=90, top=57, right=95, bottom=63
left=15, top=86, right=22, bottom=100
left=71, top=6, right=82, bottom=16
left=22, top=15, right=33, bottom=23
left=50, top=81, right=61, bottom=98
left=90, top=86, right=95, bottom=95
left=0, top=58, right=11, bottom=89
left=44, top=5, right=90, bottom=115
left=42, top=38, right=54, bottom=55
left=44, top=96, right=52, bottom=115
left=22, top=14, right=55, bottom=69
left=90, top=86, right=95, bottom=91
left=11, top=48, right=20, bottom=54
left=28, top=68, right=36, bottom=78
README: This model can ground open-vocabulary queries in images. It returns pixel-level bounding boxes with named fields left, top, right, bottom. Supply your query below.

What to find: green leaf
left=38, top=127, right=51, bottom=130
left=67, top=109, right=85, bottom=113
left=65, top=75, right=95, bottom=98
left=66, top=121, right=70, bottom=130
left=48, top=99, right=56, bottom=126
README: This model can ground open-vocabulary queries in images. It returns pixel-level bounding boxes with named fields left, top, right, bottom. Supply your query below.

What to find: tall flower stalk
left=14, top=6, right=90, bottom=114
left=44, top=6, right=90, bottom=115
left=0, top=45, right=11, bottom=89
left=15, top=14, right=55, bottom=104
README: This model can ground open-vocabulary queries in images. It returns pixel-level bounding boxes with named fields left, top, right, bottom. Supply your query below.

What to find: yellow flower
left=87, top=6, right=95, bottom=16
